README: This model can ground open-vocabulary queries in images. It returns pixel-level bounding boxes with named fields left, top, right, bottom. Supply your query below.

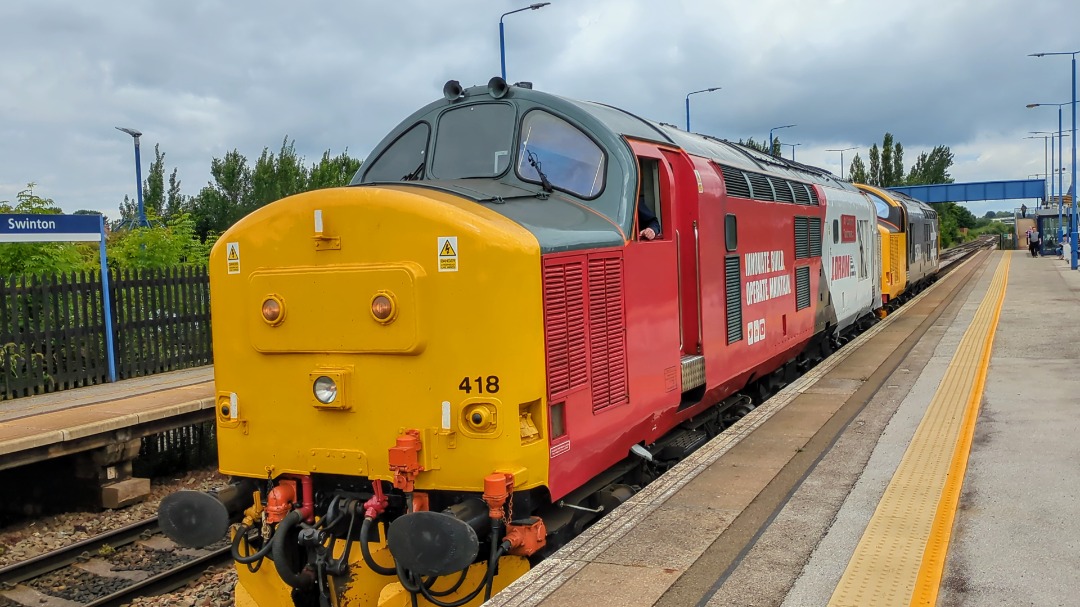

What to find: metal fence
left=0, top=266, right=212, bottom=399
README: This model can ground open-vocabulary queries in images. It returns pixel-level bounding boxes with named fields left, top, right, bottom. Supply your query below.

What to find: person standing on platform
left=1029, top=227, right=1040, bottom=257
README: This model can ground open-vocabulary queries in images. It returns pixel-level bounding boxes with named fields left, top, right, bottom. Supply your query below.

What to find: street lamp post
left=500, top=3, right=550, bottom=82
left=780, top=142, right=801, bottom=160
left=767, top=124, right=795, bottom=157
left=826, top=146, right=858, bottom=180
left=115, top=126, right=147, bottom=228
left=685, top=87, right=721, bottom=132
left=1030, top=50, right=1080, bottom=269
left=1028, top=103, right=1071, bottom=247
left=1026, top=132, right=1051, bottom=202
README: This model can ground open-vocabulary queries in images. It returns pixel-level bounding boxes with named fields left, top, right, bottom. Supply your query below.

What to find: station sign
left=0, top=213, right=103, bottom=242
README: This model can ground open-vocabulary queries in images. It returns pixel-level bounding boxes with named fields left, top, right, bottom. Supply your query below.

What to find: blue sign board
left=0, top=213, right=103, bottom=242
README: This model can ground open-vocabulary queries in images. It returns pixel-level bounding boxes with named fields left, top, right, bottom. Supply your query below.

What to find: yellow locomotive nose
left=208, top=184, right=550, bottom=495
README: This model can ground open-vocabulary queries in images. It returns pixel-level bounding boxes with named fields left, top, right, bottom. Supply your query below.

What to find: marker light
left=313, top=376, right=338, bottom=404
left=261, top=296, right=284, bottom=325
left=371, top=293, right=395, bottom=322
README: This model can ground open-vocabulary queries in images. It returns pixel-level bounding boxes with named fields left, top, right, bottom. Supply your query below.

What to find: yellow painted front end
left=209, top=185, right=550, bottom=606
left=879, top=226, right=907, bottom=305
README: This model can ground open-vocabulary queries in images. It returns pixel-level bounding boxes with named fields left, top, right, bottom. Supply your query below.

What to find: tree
left=308, top=150, right=363, bottom=190
left=906, top=145, right=954, bottom=185
left=739, top=138, right=770, bottom=154
left=881, top=134, right=894, bottom=187
left=892, top=142, right=904, bottom=186
left=162, top=168, right=186, bottom=222
left=849, top=154, right=868, bottom=184
left=868, top=144, right=881, bottom=186
left=108, top=213, right=210, bottom=270
left=143, top=144, right=166, bottom=220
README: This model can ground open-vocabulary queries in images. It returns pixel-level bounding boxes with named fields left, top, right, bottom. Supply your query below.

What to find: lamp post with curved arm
left=1030, top=50, right=1079, bottom=269
left=115, top=126, right=147, bottom=228
left=767, top=124, right=795, bottom=157
left=500, top=3, right=550, bottom=82
left=685, top=87, right=721, bottom=132
left=826, top=146, right=858, bottom=180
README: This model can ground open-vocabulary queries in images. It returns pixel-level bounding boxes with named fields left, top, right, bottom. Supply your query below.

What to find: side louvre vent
left=794, top=183, right=813, bottom=205
left=890, top=235, right=901, bottom=286
left=543, top=258, right=588, bottom=398
left=796, top=266, right=811, bottom=310
left=746, top=172, right=773, bottom=201
left=794, top=216, right=810, bottom=259
left=808, top=217, right=822, bottom=257
left=808, top=186, right=820, bottom=205
left=770, top=177, right=796, bottom=203
left=588, top=255, right=628, bottom=413
left=725, top=255, right=743, bottom=343
left=718, top=164, right=752, bottom=199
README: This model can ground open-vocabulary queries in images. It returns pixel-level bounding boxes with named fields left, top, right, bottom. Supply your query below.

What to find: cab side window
left=637, top=158, right=662, bottom=240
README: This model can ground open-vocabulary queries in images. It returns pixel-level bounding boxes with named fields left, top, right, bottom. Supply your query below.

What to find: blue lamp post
left=115, top=126, right=148, bottom=228
left=500, top=3, right=550, bottom=82
left=1030, top=50, right=1080, bottom=269
left=826, top=146, right=858, bottom=180
left=768, top=124, right=795, bottom=157
left=685, top=87, right=721, bottom=132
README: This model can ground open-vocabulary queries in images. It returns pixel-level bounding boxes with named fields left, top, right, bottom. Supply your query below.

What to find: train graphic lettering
left=831, top=254, right=854, bottom=280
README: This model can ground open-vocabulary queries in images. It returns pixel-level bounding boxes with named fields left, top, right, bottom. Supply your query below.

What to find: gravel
left=122, top=565, right=237, bottom=607
left=29, top=567, right=134, bottom=603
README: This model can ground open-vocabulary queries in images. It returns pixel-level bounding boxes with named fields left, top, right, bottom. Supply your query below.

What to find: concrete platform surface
left=0, top=366, right=214, bottom=464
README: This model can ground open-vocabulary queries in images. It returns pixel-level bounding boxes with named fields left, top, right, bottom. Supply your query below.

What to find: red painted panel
left=841, top=214, right=857, bottom=243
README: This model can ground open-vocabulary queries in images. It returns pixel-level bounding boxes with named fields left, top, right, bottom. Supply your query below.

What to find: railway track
left=0, top=516, right=229, bottom=607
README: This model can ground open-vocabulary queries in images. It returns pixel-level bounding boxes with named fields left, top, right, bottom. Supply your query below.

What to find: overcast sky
left=1, top=0, right=1076, bottom=219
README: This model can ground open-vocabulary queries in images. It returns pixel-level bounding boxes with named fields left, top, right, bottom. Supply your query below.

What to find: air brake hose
left=230, top=524, right=273, bottom=564
left=361, top=517, right=397, bottom=576
left=270, top=510, right=315, bottom=589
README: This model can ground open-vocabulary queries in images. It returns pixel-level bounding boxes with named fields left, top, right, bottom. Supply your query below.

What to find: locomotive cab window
left=636, top=158, right=663, bottom=240
left=361, top=122, right=431, bottom=182
left=517, top=110, right=605, bottom=199
left=431, top=103, right=516, bottom=178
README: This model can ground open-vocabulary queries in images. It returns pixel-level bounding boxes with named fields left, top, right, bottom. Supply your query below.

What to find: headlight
left=261, top=295, right=285, bottom=325
left=371, top=293, right=396, bottom=323
left=313, top=376, right=338, bottom=404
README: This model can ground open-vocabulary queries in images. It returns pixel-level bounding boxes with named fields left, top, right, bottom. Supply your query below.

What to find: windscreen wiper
left=527, top=150, right=554, bottom=193
left=401, top=162, right=424, bottom=181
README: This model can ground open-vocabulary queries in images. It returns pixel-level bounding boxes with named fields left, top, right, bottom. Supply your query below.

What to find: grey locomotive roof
left=352, top=82, right=863, bottom=253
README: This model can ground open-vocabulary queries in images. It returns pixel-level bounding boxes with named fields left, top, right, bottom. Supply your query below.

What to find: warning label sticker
left=226, top=242, right=240, bottom=275
left=438, top=236, right=458, bottom=272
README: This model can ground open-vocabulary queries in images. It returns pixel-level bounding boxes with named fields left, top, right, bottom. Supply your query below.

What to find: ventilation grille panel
left=725, top=255, right=743, bottom=343
left=795, top=216, right=810, bottom=259
left=543, top=259, right=588, bottom=398
left=808, top=217, right=823, bottom=257
left=718, top=164, right=752, bottom=199
left=588, top=256, right=628, bottom=413
left=796, top=266, right=811, bottom=310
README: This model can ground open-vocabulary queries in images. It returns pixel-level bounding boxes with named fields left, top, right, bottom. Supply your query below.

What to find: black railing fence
left=0, top=267, right=212, bottom=400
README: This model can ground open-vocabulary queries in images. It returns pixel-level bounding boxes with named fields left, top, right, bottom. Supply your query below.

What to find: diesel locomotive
left=159, top=77, right=938, bottom=607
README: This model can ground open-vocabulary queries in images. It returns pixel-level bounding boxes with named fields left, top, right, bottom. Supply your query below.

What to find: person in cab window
left=638, top=195, right=661, bottom=241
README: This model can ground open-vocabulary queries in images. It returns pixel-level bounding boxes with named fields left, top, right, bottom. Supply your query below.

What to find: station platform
left=488, top=249, right=1080, bottom=607
left=0, top=366, right=214, bottom=472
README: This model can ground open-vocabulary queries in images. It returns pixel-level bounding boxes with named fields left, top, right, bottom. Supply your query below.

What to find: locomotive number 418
left=458, top=376, right=500, bottom=394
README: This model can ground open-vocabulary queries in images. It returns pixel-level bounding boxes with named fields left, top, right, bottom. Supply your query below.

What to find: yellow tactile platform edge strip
left=828, top=251, right=1010, bottom=607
